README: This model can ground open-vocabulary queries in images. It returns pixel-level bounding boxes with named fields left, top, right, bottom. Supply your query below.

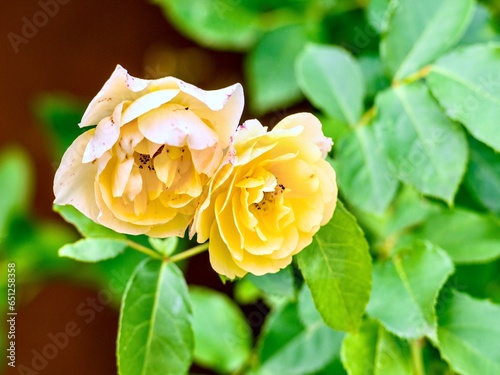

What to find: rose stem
left=168, top=242, right=209, bottom=263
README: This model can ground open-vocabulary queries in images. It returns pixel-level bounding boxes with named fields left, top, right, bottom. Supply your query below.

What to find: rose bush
left=54, top=65, right=244, bottom=237
left=191, top=113, right=337, bottom=278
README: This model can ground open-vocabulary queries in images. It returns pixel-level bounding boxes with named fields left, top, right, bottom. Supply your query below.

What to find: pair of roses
left=53, top=65, right=337, bottom=279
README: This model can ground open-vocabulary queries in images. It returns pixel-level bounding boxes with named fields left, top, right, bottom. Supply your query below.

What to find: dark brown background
left=1, top=1, right=246, bottom=374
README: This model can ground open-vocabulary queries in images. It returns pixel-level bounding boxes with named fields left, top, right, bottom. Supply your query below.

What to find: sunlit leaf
left=437, top=290, right=500, bottom=375
left=54, top=204, right=125, bottom=239
left=381, top=0, right=474, bottom=80
left=190, top=287, right=251, bottom=373
left=415, top=208, right=500, bottom=263
left=296, top=44, right=364, bottom=126
left=373, top=82, right=468, bottom=203
left=427, top=43, right=500, bottom=151
left=297, top=202, right=372, bottom=332
left=335, top=125, right=398, bottom=214
left=246, top=24, right=308, bottom=113
left=59, top=238, right=127, bottom=263
left=341, top=318, right=412, bottom=375
left=149, top=237, right=178, bottom=257
left=118, top=259, right=193, bottom=375
left=367, top=241, right=454, bottom=339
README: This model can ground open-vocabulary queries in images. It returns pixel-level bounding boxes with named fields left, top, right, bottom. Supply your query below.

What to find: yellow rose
left=191, top=113, right=338, bottom=278
left=54, top=65, right=244, bottom=237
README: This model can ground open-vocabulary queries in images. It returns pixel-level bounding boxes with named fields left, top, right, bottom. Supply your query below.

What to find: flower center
left=253, top=183, right=285, bottom=212
left=136, top=145, right=165, bottom=171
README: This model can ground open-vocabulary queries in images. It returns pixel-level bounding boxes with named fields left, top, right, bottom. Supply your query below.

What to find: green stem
left=169, top=242, right=209, bottom=263
left=124, top=239, right=163, bottom=260
left=125, top=239, right=209, bottom=263
left=356, top=106, right=376, bottom=128
left=393, top=65, right=431, bottom=87
left=410, top=339, right=426, bottom=375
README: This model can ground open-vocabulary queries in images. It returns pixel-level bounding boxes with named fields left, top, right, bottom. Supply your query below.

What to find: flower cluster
left=54, top=65, right=337, bottom=278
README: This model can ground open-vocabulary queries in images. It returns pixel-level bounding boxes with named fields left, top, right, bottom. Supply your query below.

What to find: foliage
left=150, top=0, right=500, bottom=373
left=5, top=0, right=500, bottom=374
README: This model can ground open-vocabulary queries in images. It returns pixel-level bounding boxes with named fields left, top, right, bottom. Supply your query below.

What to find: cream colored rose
left=54, top=65, right=244, bottom=237
left=191, top=113, right=338, bottom=278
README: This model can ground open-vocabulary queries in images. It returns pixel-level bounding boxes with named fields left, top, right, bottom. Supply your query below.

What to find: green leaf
left=371, top=186, right=439, bottom=240
left=245, top=265, right=296, bottom=300
left=246, top=24, right=308, bottom=114
left=148, top=237, right=178, bottom=257
left=459, top=4, right=499, bottom=45
left=437, top=290, right=500, bottom=375
left=373, top=81, right=468, bottom=203
left=297, top=202, right=372, bottom=332
left=367, top=241, right=454, bottom=339
left=257, top=302, right=305, bottom=365
left=54, top=204, right=125, bottom=239
left=0, top=147, right=33, bottom=239
left=382, top=187, right=439, bottom=237
left=335, top=126, right=398, bottom=214
left=366, top=0, right=390, bottom=33
left=352, top=186, right=439, bottom=243
left=381, top=0, right=474, bottom=80
left=452, top=260, right=500, bottom=303
left=241, top=0, right=308, bottom=12
left=59, top=238, right=127, bottom=262
left=427, top=43, right=500, bottom=151
left=94, top=249, right=147, bottom=302
left=295, top=44, right=364, bottom=126
left=233, top=278, right=261, bottom=305
left=318, top=8, right=379, bottom=55
left=256, top=301, right=344, bottom=375
left=189, top=286, right=251, bottom=373
left=152, top=0, right=262, bottom=50
left=297, top=284, right=323, bottom=327
left=465, top=137, right=500, bottom=214
left=341, top=318, right=412, bottom=375
left=358, top=54, right=391, bottom=102
left=118, top=259, right=193, bottom=375
left=308, top=357, right=347, bottom=375
left=33, top=93, right=86, bottom=159
left=415, top=208, right=500, bottom=263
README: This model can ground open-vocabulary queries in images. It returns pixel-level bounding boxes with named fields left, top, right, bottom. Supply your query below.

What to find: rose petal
left=138, top=104, right=218, bottom=150
left=190, top=145, right=223, bottom=176
left=174, top=82, right=244, bottom=149
left=153, top=148, right=179, bottom=188
left=121, top=89, right=180, bottom=125
left=233, top=251, right=293, bottom=276
left=112, top=156, right=134, bottom=197
left=53, top=130, right=100, bottom=220
left=208, top=224, right=246, bottom=279
left=274, top=113, right=332, bottom=156
left=80, top=65, right=150, bottom=127
left=82, top=102, right=124, bottom=162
